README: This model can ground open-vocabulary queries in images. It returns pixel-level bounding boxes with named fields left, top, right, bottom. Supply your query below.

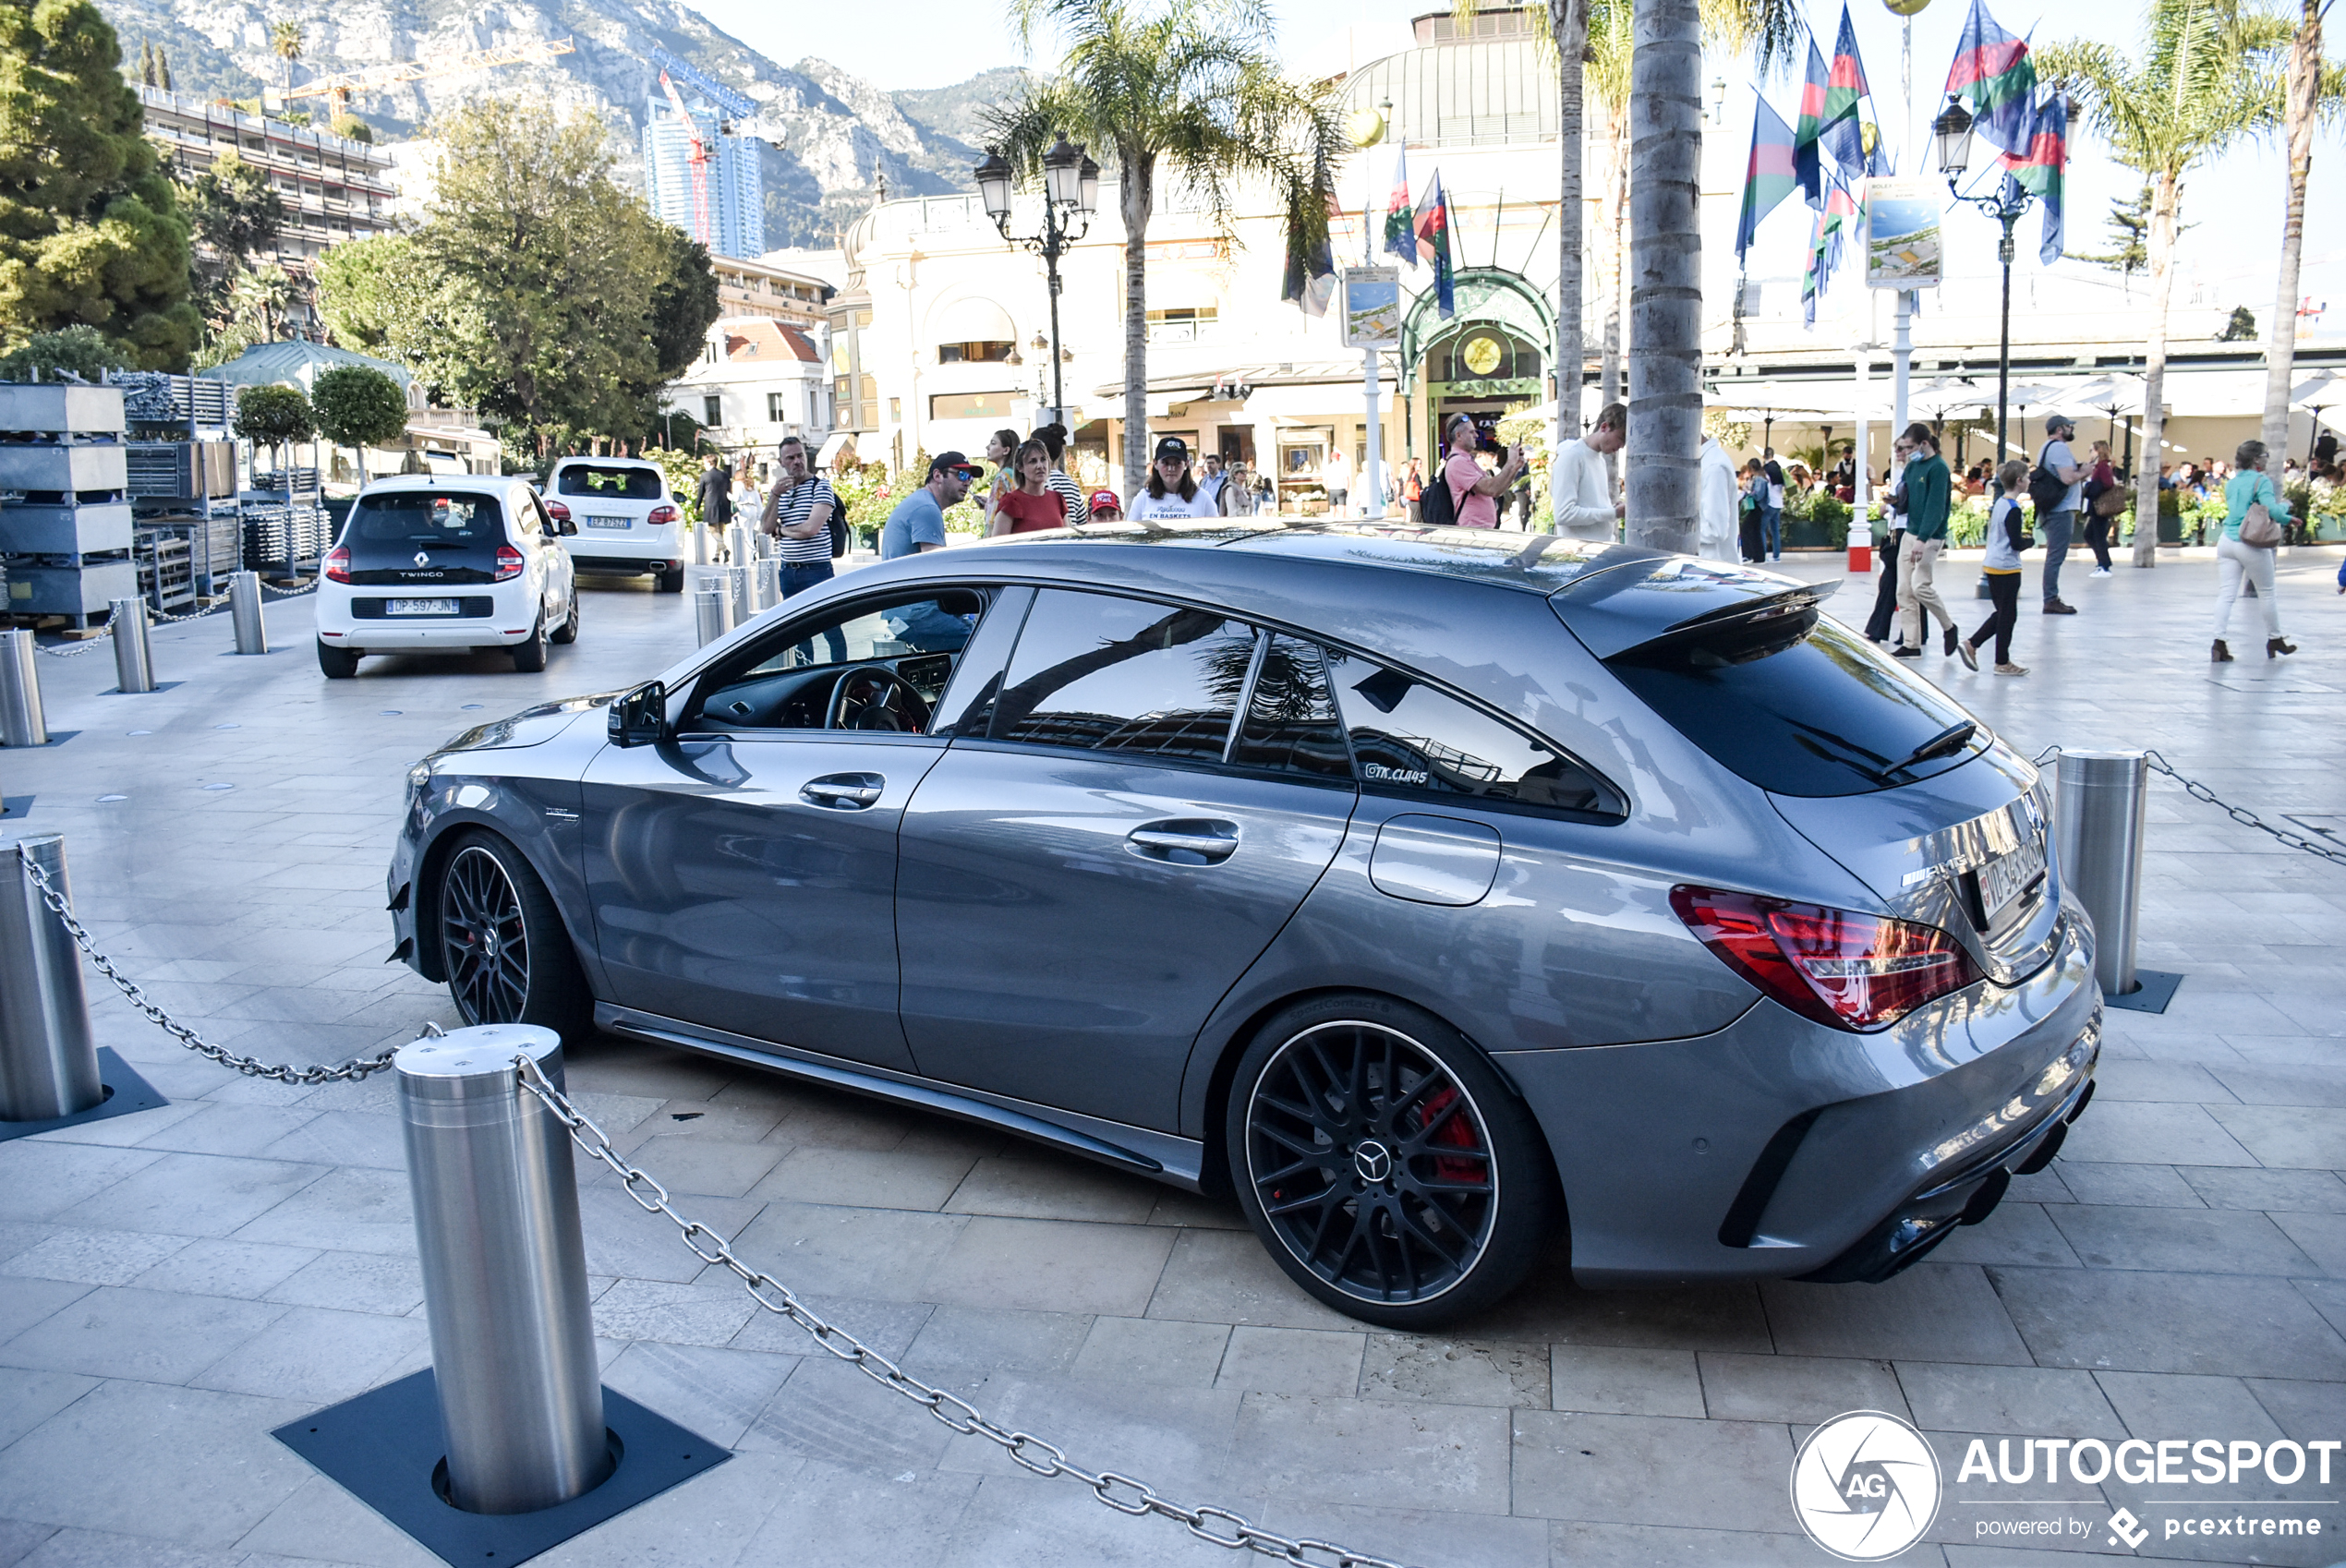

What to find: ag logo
left=1790, top=1410, right=1943, bottom=1562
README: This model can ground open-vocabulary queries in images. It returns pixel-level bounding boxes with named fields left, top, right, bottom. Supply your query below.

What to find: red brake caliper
left=1414, top=1085, right=1481, bottom=1182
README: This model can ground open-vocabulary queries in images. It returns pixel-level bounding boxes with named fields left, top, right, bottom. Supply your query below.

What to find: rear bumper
left=1497, top=905, right=2101, bottom=1287
left=321, top=625, right=532, bottom=648
left=568, top=555, right=678, bottom=575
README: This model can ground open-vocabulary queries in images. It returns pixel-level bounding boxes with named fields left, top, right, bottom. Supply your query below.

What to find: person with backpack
left=2081, top=440, right=2121, bottom=575
left=2212, top=438, right=2298, bottom=661
left=2031, top=415, right=2084, bottom=614
left=1433, top=413, right=1527, bottom=529
left=1958, top=459, right=2033, bottom=675
left=1893, top=423, right=1958, bottom=658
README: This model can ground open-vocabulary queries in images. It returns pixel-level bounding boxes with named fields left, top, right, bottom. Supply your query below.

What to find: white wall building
left=663, top=317, right=833, bottom=470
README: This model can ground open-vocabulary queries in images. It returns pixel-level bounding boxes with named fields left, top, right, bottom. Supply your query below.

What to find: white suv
left=544, top=456, right=686, bottom=592
left=316, top=476, right=579, bottom=678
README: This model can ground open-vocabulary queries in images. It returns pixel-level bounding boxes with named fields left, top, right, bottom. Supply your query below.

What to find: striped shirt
left=1046, top=469, right=1090, bottom=525
left=770, top=476, right=838, bottom=563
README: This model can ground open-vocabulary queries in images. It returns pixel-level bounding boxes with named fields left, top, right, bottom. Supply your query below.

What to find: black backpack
left=2027, top=441, right=2070, bottom=516
left=1420, top=463, right=1459, bottom=527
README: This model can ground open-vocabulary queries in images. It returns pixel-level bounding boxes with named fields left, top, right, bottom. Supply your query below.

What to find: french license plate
left=586, top=515, right=631, bottom=529
left=1978, top=837, right=2047, bottom=918
left=388, top=598, right=459, bottom=616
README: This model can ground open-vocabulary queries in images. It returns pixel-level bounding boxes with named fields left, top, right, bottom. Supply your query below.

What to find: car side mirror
left=609, top=680, right=667, bottom=747
left=557, top=516, right=578, bottom=537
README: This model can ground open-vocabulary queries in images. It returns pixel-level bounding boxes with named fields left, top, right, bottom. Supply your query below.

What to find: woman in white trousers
left=2211, top=440, right=2299, bottom=662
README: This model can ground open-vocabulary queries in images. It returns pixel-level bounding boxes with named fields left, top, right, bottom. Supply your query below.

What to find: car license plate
left=1978, top=837, right=2047, bottom=918
left=586, top=515, right=631, bottom=529
left=388, top=598, right=459, bottom=616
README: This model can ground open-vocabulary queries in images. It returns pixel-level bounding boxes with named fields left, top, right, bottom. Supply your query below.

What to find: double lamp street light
left=1930, top=96, right=2056, bottom=470
left=974, top=134, right=1101, bottom=424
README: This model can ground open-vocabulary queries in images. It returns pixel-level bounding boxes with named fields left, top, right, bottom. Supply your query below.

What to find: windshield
left=555, top=464, right=663, bottom=501
left=345, top=491, right=502, bottom=549
left=1606, top=614, right=1985, bottom=797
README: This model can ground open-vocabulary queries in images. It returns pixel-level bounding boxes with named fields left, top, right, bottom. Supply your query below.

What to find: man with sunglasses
left=881, top=452, right=979, bottom=560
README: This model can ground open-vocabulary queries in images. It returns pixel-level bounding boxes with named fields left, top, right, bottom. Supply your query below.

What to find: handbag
left=2241, top=497, right=2283, bottom=548
left=2092, top=485, right=2127, bottom=518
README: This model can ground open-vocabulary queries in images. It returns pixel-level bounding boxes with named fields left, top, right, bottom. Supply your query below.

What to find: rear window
left=1606, top=613, right=1984, bottom=797
left=555, top=464, right=662, bottom=501
left=346, top=491, right=502, bottom=548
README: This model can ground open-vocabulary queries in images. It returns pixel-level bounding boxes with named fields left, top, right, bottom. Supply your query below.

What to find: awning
left=926, top=296, right=1016, bottom=346
left=816, top=431, right=859, bottom=468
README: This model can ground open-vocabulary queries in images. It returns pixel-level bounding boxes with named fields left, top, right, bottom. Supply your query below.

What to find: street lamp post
left=974, top=135, right=1099, bottom=426
left=1932, top=97, right=2042, bottom=468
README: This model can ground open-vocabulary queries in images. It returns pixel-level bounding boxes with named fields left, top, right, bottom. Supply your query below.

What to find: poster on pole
left=1343, top=267, right=1401, bottom=347
left=1863, top=178, right=1943, bottom=290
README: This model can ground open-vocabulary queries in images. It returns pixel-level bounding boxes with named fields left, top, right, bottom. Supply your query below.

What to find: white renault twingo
left=316, top=476, right=579, bottom=678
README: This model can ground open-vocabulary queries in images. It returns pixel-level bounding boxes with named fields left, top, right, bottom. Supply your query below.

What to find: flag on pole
left=1944, top=0, right=2038, bottom=156
left=1736, top=96, right=1801, bottom=263
left=1801, top=178, right=1860, bottom=326
left=1413, top=172, right=1456, bottom=318
left=1819, top=6, right=1873, bottom=180
left=1999, top=89, right=2068, bottom=263
left=1383, top=147, right=1417, bottom=267
left=1793, top=37, right=1831, bottom=206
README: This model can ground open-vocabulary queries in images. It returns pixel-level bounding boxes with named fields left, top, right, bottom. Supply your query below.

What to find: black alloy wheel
left=1228, top=996, right=1554, bottom=1328
left=435, top=830, right=586, bottom=1036
left=511, top=614, right=550, bottom=672
left=316, top=640, right=358, bottom=679
left=550, top=591, right=580, bottom=644
left=656, top=566, right=685, bottom=594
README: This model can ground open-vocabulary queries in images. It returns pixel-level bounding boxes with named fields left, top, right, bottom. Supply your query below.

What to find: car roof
left=549, top=455, right=660, bottom=469
left=966, top=519, right=1631, bottom=594
left=360, top=474, right=531, bottom=494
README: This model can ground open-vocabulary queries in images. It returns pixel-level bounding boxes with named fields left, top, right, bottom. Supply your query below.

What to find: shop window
left=930, top=391, right=1017, bottom=420
left=938, top=341, right=1014, bottom=363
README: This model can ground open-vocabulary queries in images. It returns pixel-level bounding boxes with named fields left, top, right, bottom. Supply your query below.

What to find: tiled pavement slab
left=0, top=555, right=2341, bottom=1565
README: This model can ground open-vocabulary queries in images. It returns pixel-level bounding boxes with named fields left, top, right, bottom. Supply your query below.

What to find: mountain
left=97, top=0, right=986, bottom=247
left=891, top=67, right=1034, bottom=152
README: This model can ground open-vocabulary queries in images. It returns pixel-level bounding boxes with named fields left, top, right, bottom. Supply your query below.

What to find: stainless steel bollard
left=693, top=579, right=734, bottom=646
left=729, top=565, right=753, bottom=625
left=229, top=571, right=269, bottom=655
left=754, top=557, right=780, bottom=612
left=397, top=1025, right=611, bottom=1514
left=109, top=598, right=154, bottom=694
left=2055, top=750, right=2149, bottom=996
left=692, top=518, right=708, bottom=566
left=725, top=523, right=750, bottom=567
left=0, top=631, right=47, bottom=748
left=0, top=834, right=103, bottom=1121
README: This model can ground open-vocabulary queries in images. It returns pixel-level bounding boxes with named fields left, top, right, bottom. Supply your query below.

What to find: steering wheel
left=824, top=664, right=932, bottom=732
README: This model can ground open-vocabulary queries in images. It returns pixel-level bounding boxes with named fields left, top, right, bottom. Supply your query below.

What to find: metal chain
left=30, top=614, right=115, bottom=657
left=13, top=846, right=425, bottom=1082
left=2031, top=745, right=2345, bottom=867
left=511, top=1055, right=1415, bottom=1568
left=2143, top=750, right=2346, bottom=867
left=260, top=578, right=319, bottom=597
left=151, top=599, right=229, bottom=624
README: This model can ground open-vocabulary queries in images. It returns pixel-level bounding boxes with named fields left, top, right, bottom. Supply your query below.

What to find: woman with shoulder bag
left=2212, top=438, right=2298, bottom=661
left=2082, top=440, right=2121, bottom=574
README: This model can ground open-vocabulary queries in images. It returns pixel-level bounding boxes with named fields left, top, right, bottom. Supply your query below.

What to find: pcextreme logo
left=1790, top=1411, right=1943, bottom=1561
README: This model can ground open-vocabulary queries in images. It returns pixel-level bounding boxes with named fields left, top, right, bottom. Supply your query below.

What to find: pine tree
left=158, top=46, right=171, bottom=90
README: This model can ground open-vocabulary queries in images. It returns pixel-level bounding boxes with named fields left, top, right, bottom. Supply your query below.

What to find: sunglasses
left=941, top=465, right=981, bottom=481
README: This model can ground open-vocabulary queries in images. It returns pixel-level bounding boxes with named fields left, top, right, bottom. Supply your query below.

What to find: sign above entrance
left=1344, top=268, right=1401, bottom=348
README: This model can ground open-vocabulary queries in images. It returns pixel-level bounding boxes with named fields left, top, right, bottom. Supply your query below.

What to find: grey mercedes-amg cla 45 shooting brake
left=388, top=524, right=2099, bottom=1328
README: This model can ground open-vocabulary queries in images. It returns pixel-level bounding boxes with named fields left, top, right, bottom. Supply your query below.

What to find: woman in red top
left=988, top=440, right=1067, bottom=535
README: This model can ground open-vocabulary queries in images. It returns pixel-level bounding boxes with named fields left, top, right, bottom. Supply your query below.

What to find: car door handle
left=800, top=772, right=885, bottom=809
left=1127, top=821, right=1240, bottom=864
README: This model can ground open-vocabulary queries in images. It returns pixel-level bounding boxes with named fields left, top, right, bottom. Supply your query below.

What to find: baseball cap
left=1087, top=489, right=1122, bottom=513
left=2045, top=413, right=2074, bottom=432
left=928, top=451, right=981, bottom=481
left=1153, top=436, right=1190, bottom=463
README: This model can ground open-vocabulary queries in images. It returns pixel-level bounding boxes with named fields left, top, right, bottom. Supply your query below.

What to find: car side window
left=1323, top=647, right=1620, bottom=817
left=989, top=589, right=1257, bottom=762
left=689, top=589, right=987, bottom=734
left=514, top=494, right=544, bottom=539
left=1230, top=633, right=1351, bottom=780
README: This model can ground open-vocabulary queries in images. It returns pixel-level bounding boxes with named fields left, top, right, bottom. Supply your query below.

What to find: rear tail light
left=323, top=546, right=351, bottom=584
left=1670, top=885, right=1983, bottom=1031
left=544, top=501, right=572, bottom=523
left=647, top=504, right=679, bottom=525
left=493, top=545, right=525, bottom=582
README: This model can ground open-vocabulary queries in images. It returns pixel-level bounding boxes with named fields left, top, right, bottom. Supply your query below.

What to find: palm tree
left=995, top=0, right=1338, bottom=498
left=1620, top=0, right=1796, bottom=550
left=2256, top=3, right=2343, bottom=472
left=270, top=19, right=304, bottom=105
left=2040, top=0, right=2289, bottom=566
left=1590, top=0, right=1634, bottom=414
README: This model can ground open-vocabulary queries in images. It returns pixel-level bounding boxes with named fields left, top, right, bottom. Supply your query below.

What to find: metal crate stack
left=245, top=466, right=324, bottom=576
left=122, top=371, right=242, bottom=599
left=0, top=382, right=138, bottom=629
left=134, top=532, right=195, bottom=612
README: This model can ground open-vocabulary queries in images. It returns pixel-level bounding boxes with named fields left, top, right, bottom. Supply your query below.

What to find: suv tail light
left=1670, top=885, right=1983, bottom=1031
left=323, top=546, right=351, bottom=584
left=647, top=503, right=679, bottom=525
left=493, top=544, right=525, bottom=582
left=544, top=500, right=572, bottom=523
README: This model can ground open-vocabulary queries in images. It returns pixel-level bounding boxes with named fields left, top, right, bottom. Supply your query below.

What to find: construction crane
left=285, top=36, right=575, bottom=103
left=657, top=70, right=713, bottom=247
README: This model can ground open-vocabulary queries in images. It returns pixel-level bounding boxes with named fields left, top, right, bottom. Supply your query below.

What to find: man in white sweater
left=1549, top=401, right=1626, bottom=541
left=1699, top=436, right=1739, bottom=561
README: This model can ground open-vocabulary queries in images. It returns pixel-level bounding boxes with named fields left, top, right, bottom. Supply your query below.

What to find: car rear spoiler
left=1548, top=558, right=1839, bottom=663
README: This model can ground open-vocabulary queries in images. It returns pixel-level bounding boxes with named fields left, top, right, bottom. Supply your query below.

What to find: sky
left=683, top=0, right=2343, bottom=298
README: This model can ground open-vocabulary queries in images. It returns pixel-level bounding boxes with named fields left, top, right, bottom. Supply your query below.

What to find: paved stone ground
left=0, top=543, right=2339, bottom=1568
